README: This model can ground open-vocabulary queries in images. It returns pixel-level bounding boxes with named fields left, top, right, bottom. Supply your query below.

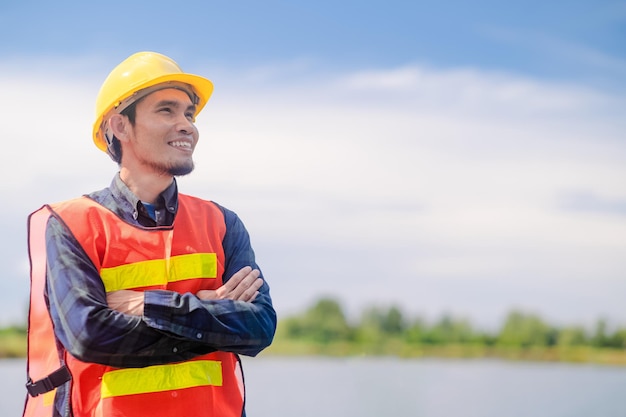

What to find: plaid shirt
left=44, top=174, right=276, bottom=372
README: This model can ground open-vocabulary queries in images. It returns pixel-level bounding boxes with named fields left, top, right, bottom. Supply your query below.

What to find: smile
left=169, top=141, right=192, bottom=149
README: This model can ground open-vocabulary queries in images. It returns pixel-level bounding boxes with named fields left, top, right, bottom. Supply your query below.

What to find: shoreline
left=4, top=334, right=625, bottom=367
left=263, top=340, right=626, bottom=366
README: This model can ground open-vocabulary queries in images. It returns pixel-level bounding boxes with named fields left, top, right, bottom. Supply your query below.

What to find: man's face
left=124, top=88, right=199, bottom=176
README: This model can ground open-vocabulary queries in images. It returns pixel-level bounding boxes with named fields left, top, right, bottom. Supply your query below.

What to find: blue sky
left=2, top=0, right=624, bottom=87
left=1, top=1, right=625, bottom=329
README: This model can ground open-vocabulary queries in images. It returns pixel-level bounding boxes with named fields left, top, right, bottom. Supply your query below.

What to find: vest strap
left=26, top=365, right=71, bottom=397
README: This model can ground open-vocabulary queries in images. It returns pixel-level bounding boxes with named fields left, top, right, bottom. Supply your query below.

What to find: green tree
left=359, top=306, right=406, bottom=334
left=497, top=310, right=554, bottom=348
left=382, top=306, right=405, bottom=334
left=423, top=314, right=475, bottom=345
left=355, top=305, right=407, bottom=345
left=606, top=327, right=626, bottom=349
left=557, top=326, right=587, bottom=347
left=591, top=319, right=608, bottom=348
left=288, top=297, right=352, bottom=344
left=404, top=317, right=428, bottom=344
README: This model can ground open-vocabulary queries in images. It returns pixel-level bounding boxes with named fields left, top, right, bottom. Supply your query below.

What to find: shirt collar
left=110, top=173, right=178, bottom=220
left=160, top=178, right=179, bottom=214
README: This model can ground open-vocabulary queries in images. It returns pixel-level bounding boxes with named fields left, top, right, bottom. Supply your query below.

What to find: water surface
left=5, top=357, right=626, bottom=417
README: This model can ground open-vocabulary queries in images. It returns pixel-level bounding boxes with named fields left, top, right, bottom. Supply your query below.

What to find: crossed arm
left=45, top=214, right=276, bottom=368
left=107, top=266, right=264, bottom=315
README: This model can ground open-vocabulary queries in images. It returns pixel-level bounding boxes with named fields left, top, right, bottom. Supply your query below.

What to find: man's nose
left=176, top=114, right=195, bottom=134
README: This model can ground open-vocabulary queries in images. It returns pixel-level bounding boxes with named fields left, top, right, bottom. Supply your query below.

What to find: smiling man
left=23, top=52, right=277, bottom=417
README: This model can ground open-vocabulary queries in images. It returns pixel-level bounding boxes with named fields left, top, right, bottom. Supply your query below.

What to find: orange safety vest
left=24, top=195, right=245, bottom=417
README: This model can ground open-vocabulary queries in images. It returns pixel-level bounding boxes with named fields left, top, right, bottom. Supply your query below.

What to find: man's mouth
left=169, top=141, right=192, bottom=149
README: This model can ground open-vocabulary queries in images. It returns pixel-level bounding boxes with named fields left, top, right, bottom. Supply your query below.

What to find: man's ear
left=108, top=114, right=131, bottom=142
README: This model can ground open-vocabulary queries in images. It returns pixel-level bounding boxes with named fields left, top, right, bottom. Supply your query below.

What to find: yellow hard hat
left=92, top=51, right=214, bottom=153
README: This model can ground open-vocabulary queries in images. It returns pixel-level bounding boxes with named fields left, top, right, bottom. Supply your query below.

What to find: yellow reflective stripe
left=169, top=253, right=217, bottom=283
left=101, top=360, right=223, bottom=398
left=101, top=253, right=217, bottom=291
left=42, top=389, right=55, bottom=406
left=101, top=259, right=165, bottom=291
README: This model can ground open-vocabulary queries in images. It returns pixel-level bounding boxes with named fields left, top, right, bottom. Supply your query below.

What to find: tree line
left=277, top=297, right=626, bottom=350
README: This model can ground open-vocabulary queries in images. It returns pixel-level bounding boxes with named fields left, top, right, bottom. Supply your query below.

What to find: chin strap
left=26, top=365, right=72, bottom=397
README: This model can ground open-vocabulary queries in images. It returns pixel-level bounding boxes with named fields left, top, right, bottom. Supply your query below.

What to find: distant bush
left=275, top=298, right=626, bottom=355
left=0, top=325, right=27, bottom=358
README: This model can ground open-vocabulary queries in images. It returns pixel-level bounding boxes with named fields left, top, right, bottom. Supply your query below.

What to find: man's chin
left=168, top=163, right=195, bottom=177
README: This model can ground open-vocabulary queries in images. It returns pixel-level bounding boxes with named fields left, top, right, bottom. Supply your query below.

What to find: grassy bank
left=3, top=330, right=626, bottom=366
left=0, top=326, right=27, bottom=358
left=265, top=338, right=626, bottom=366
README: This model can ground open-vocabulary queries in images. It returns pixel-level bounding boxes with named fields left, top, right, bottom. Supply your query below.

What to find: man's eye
left=159, top=107, right=172, bottom=113
left=186, top=113, right=195, bottom=120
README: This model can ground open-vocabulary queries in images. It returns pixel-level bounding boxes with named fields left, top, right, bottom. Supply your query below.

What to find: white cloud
left=1, top=58, right=625, bottom=327
left=338, top=65, right=621, bottom=115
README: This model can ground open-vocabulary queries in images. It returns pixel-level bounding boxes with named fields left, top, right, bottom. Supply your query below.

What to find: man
left=23, top=51, right=277, bottom=417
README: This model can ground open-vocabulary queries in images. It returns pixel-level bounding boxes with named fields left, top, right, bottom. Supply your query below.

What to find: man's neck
left=119, top=167, right=173, bottom=204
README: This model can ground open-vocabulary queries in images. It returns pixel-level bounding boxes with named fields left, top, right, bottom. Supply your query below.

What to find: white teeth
left=170, top=141, right=191, bottom=148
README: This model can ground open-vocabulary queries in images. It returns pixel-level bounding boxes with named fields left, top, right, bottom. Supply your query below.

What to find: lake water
left=3, top=356, right=626, bottom=416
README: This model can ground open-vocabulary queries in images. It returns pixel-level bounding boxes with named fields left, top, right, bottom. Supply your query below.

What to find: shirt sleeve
left=142, top=206, right=277, bottom=357
left=45, top=216, right=215, bottom=368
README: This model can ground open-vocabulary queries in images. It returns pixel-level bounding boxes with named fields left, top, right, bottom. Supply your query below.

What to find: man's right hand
left=196, top=266, right=263, bottom=303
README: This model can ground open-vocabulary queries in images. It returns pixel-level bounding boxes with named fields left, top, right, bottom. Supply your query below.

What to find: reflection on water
left=4, top=357, right=626, bottom=417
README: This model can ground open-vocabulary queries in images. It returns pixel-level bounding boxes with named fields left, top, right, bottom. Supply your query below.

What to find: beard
left=167, top=161, right=195, bottom=176
left=141, top=156, right=195, bottom=177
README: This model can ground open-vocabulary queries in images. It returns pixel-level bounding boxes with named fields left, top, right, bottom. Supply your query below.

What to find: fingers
left=200, top=266, right=263, bottom=302
left=237, top=277, right=263, bottom=302
left=229, top=267, right=262, bottom=301
left=220, top=266, right=255, bottom=292
left=196, top=289, right=218, bottom=300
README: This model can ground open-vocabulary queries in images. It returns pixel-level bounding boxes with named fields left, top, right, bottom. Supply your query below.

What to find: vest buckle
left=26, top=365, right=72, bottom=397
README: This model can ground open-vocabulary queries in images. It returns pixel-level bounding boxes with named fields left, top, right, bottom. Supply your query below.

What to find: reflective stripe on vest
left=101, top=360, right=222, bottom=398
left=101, top=253, right=218, bottom=291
